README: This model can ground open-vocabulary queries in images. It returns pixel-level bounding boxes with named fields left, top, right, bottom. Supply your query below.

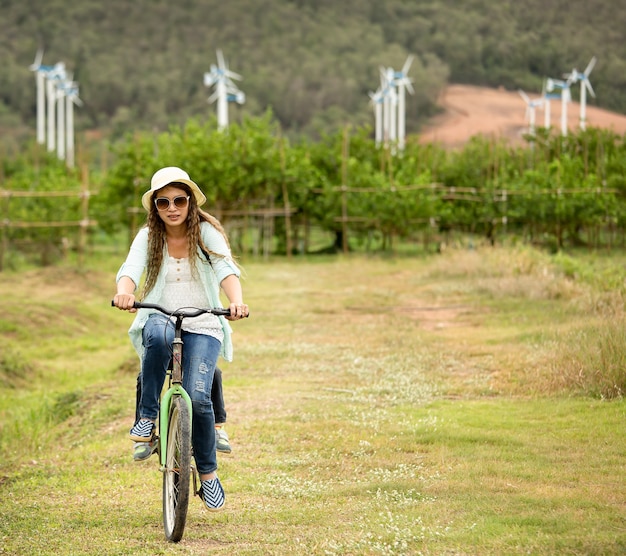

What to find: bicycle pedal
left=133, top=439, right=158, bottom=462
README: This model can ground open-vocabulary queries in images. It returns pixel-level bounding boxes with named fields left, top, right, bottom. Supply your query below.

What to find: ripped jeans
left=139, top=313, right=221, bottom=474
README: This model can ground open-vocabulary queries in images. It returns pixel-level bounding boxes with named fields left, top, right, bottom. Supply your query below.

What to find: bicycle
left=112, top=300, right=232, bottom=542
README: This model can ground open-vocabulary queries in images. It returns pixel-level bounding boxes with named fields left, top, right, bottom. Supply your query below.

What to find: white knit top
left=156, top=256, right=224, bottom=342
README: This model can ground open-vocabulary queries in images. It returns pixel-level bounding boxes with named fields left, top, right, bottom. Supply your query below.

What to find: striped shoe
left=199, top=476, right=225, bottom=512
left=129, top=418, right=155, bottom=442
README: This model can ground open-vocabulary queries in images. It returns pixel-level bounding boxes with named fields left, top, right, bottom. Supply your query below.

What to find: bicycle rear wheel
left=162, top=396, right=192, bottom=542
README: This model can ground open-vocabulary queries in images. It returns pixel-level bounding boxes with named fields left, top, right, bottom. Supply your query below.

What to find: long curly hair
left=142, top=182, right=232, bottom=298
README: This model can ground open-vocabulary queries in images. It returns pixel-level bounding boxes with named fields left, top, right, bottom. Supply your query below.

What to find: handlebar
left=111, top=300, right=233, bottom=318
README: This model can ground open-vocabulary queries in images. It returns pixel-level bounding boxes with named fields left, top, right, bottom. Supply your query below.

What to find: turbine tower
left=546, top=78, right=571, bottom=137
left=393, top=55, right=415, bottom=151
left=63, top=80, right=83, bottom=168
left=203, top=49, right=244, bottom=130
left=45, top=62, right=67, bottom=152
left=518, top=89, right=543, bottom=136
left=56, top=79, right=67, bottom=161
left=29, top=49, right=55, bottom=145
left=564, top=56, right=597, bottom=131
left=379, top=66, right=398, bottom=147
left=541, top=78, right=561, bottom=130
left=368, top=87, right=384, bottom=146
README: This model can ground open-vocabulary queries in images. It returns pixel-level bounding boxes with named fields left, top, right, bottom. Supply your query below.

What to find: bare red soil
left=419, top=84, right=626, bottom=148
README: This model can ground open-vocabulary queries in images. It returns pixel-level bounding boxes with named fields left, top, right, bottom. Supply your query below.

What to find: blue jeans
left=140, top=314, right=220, bottom=475
left=135, top=367, right=227, bottom=424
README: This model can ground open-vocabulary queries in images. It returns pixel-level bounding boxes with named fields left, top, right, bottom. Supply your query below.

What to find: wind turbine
left=368, top=87, right=384, bottom=146
left=546, top=77, right=571, bottom=136
left=541, top=78, right=560, bottom=130
left=56, top=79, right=68, bottom=161
left=63, top=80, right=83, bottom=168
left=29, top=49, right=55, bottom=145
left=393, top=55, right=415, bottom=151
left=203, top=49, right=244, bottom=130
left=379, top=66, right=398, bottom=147
left=518, top=89, right=543, bottom=136
left=564, top=56, right=597, bottom=130
left=44, top=62, right=67, bottom=152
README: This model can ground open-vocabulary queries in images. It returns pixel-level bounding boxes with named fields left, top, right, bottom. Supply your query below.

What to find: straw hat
left=141, top=167, right=207, bottom=211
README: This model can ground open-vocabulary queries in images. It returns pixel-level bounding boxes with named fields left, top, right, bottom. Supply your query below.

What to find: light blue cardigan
left=116, top=222, right=241, bottom=362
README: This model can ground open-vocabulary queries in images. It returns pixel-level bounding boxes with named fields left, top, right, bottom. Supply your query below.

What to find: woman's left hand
left=227, top=302, right=249, bottom=320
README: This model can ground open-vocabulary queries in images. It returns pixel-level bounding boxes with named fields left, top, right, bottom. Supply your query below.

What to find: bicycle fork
left=159, top=336, right=194, bottom=469
left=158, top=328, right=203, bottom=499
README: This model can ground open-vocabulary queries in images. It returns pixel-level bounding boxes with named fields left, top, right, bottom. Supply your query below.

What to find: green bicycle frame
left=158, top=334, right=194, bottom=467
left=159, top=385, right=193, bottom=467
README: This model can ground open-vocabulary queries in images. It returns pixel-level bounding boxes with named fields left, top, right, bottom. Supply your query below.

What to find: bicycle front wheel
left=162, top=395, right=192, bottom=542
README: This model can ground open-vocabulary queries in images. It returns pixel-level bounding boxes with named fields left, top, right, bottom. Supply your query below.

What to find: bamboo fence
left=0, top=179, right=96, bottom=271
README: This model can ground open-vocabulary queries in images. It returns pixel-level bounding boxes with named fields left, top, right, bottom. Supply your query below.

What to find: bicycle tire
left=162, top=396, right=192, bottom=542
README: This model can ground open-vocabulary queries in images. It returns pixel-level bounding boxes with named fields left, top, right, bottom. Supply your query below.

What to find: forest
left=1, top=0, right=625, bottom=146
left=2, top=115, right=625, bottom=270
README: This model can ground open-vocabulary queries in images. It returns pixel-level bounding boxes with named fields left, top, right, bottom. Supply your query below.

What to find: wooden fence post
left=0, top=195, right=7, bottom=272
left=341, top=126, right=350, bottom=254
left=280, top=139, right=293, bottom=259
left=78, top=164, right=90, bottom=269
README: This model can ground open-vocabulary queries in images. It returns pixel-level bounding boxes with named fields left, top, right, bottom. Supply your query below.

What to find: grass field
left=0, top=245, right=624, bottom=555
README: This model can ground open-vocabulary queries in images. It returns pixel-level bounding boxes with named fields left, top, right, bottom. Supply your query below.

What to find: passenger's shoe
left=215, top=425, right=232, bottom=454
left=133, top=438, right=158, bottom=461
left=129, top=418, right=155, bottom=442
left=199, top=476, right=225, bottom=511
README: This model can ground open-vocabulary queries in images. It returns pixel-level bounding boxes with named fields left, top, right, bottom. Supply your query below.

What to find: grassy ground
left=0, top=246, right=624, bottom=555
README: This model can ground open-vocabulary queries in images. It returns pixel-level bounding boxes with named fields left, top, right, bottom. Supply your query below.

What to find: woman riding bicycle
left=113, top=166, right=249, bottom=512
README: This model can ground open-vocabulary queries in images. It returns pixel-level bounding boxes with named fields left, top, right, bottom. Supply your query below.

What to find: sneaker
left=215, top=426, right=232, bottom=454
left=129, top=418, right=155, bottom=442
left=199, top=476, right=225, bottom=512
left=133, top=439, right=158, bottom=461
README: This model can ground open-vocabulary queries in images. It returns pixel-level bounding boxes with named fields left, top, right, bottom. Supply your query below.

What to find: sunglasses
left=154, top=195, right=190, bottom=211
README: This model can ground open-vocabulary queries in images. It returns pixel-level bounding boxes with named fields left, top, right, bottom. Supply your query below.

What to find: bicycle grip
left=110, top=299, right=141, bottom=308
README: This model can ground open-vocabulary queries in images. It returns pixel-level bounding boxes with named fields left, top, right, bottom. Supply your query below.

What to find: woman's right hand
left=113, top=293, right=137, bottom=312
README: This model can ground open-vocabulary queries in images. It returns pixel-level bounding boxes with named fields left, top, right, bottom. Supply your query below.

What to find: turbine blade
left=379, top=68, right=390, bottom=88
left=216, top=49, right=225, bottom=69
left=401, top=54, right=415, bottom=75
left=518, top=89, right=530, bottom=104
left=584, top=56, right=597, bottom=77
left=225, top=69, right=242, bottom=81
left=30, top=48, right=44, bottom=70
left=565, top=71, right=577, bottom=85
left=585, top=80, right=596, bottom=98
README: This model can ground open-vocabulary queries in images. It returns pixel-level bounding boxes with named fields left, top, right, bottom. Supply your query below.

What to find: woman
left=113, top=166, right=248, bottom=511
